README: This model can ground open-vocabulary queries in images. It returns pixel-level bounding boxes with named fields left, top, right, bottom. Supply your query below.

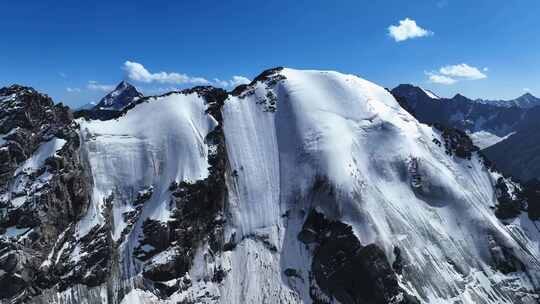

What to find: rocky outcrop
left=0, top=85, right=91, bottom=302
left=299, top=210, right=402, bottom=304
left=432, top=123, right=479, bottom=160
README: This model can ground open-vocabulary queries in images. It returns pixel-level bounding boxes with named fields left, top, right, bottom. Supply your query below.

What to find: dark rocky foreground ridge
left=0, top=85, right=90, bottom=300
left=0, top=68, right=539, bottom=303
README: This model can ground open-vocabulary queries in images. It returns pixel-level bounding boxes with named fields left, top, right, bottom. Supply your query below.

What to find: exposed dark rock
left=522, top=179, right=540, bottom=220
left=187, top=86, right=228, bottom=123
left=74, top=108, right=125, bottom=121
left=299, top=210, right=400, bottom=304
left=0, top=273, right=26, bottom=299
left=135, top=186, right=154, bottom=206
left=135, top=219, right=170, bottom=261
left=392, top=246, right=403, bottom=275
left=231, top=67, right=285, bottom=98
left=433, top=123, right=479, bottom=159
left=222, top=233, right=237, bottom=252
left=252, top=67, right=285, bottom=84
left=488, top=235, right=525, bottom=274
left=212, top=266, right=227, bottom=283
left=0, top=84, right=92, bottom=301
left=494, top=177, right=523, bottom=220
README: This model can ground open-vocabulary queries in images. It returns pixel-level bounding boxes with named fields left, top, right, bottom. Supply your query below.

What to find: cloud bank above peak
left=123, top=61, right=249, bottom=88
left=123, top=61, right=210, bottom=85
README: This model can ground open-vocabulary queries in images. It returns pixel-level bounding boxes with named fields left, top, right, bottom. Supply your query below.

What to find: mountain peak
left=94, top=80, right=143, bottom=111
left=512, top=92, right=540, bottom=108
left=517, top=92, right=537, bottom=100
left=452, top=93, right=470, bottom=101
left=116, top=80, right=131, bottom=89
left=391, top=84, right=440, bottom=102
left=0, top=84, right=38, bottom=97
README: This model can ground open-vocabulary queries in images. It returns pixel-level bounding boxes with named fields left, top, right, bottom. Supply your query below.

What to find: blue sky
left=1, top=0, right=539, bottom=107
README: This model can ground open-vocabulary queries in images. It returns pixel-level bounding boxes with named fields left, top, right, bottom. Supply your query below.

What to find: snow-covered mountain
left=95, top=80, right=143, bottom=110
left=75, top=81, right=144, bottom=120
left=391, top=84, right=534, bottom=149
left=392, top=85, right=540, bottom=180
left=1, top=69, right=540, bottom=304
left=476, top=93, right=540, bottom=109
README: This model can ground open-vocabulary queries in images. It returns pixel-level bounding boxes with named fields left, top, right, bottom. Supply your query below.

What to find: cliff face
left=1, top=69, right=540, bottom=304
left=0, top=85, right=91, bottom=301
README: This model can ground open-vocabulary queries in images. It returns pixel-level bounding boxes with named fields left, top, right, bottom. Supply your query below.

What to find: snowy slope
left=215, top=68, right=540, bottom=303
left=76, top=91, right=217, bottom=280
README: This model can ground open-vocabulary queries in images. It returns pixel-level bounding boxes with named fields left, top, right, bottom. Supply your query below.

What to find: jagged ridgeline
left=1, top=68, right=539, bottom=304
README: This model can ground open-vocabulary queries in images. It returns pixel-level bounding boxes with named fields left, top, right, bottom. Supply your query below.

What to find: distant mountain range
left=391, top=84, right=540, bottom=182
left=475, top=92, right=540, bottom=108
left=483, top=106, right=540, bottom=182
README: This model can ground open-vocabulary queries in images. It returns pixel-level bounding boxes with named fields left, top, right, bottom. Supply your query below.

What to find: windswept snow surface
left=77, top=92, right=217, bottom=276
left=218, top=69, right=540, bottom=303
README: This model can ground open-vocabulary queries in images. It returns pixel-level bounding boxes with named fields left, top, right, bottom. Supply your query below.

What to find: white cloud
left=427, top=73, right=457, bottom=85
left=426, top=63, right=487, bottom=85
left=524, top=88, right=531, bottom=92
left=439, top=63, right=487, bottom=80
left=66, top=87, right=81, bottom=93
left=388, top=18, right=433, bottom=42
left=59, top=72, right=67, bottom=78
left=123, top=61, right=209, bottom=85
left=87, top=80, right=115, bottom=92
left=231, top=76, right=250, bottom=86
left=213, top=75, right=251, bottom=88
